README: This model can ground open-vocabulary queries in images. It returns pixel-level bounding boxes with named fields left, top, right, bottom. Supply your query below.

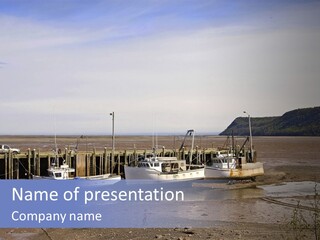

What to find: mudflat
left=1, top=136, right=319, bottom=239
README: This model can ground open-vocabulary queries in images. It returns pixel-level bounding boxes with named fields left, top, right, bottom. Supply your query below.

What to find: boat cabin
left=137, top=157, right=187, bottom=173
left=207, top=157, right=237, bottom=170
left=47, top=164, right=75, bottom=180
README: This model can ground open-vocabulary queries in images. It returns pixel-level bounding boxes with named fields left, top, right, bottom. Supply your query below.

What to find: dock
left=0, top=146, right=217, bottom=179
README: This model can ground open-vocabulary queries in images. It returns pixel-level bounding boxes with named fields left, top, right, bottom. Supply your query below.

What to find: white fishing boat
left=32, top=162, right=75, bottom=180
left=125, top=129, right=204, bottom=181
left=32, top=122, right=121, bottom=182
left=33, top=161, right=121, bottom=181
left=124, top=156, right=204, bottom=181
left=205, top=112, right=264, bottom=179
left=32, top=153, right=121, bottom=181
left=204, top=151, right=264, bottom=179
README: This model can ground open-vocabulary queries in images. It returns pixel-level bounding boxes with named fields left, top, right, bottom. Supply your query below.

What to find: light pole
left=110, top=112, right=115, bottom=173
left=243, top=111, right=253, bottom=160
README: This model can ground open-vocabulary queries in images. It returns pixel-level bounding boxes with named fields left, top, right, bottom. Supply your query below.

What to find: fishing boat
left=124, top=129, right=204, bottom=181
left=32, top=149, right=121, bottom=181
left=32, top=161, right=75, bottom=180
left=32, top=164, right=121, bottom=181
left=32, top=160, right=121, bottom=181
left=204, top=150, right=264, bottom=179
left=124, top=156, right=204, bottom=180
left=205, top=112, right=264, bottom=179
left=32, top=118, right=121, bottom=181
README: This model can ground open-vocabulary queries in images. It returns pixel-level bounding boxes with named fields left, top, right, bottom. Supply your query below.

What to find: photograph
left=0, top=0, right=320, bottom=239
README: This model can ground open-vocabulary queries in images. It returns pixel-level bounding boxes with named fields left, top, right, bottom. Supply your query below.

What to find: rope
left=41, top=228, right=53, bottom=240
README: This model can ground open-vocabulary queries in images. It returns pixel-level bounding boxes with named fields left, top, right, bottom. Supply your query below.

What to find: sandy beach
left=1, top=136, right=320, bottom=239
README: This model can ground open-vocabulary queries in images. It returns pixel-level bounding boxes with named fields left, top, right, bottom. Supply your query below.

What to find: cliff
left=220, top=107, right=320, bottom=136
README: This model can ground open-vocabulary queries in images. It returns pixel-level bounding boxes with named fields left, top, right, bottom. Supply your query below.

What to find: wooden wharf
left=0, top=147, right=219, bottom=179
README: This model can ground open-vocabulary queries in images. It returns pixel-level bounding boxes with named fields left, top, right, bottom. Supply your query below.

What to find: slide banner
left=0, top=179, right=214, bottom=228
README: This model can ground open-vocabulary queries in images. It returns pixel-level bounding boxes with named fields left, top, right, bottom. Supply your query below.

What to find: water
left=189, top=180, right=319, bottom=201
left=156, top=180, right=320, bottom=226
left=259, top=181, right=319, bottom=198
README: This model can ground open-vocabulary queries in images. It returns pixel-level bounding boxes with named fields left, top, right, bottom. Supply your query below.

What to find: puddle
left=190, top=180, right=319, bottom=201
left=259, top=181, right=319, bottom=198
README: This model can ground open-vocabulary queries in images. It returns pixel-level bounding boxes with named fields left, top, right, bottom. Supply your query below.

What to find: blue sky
left=1, top=0, right=320, bottom=135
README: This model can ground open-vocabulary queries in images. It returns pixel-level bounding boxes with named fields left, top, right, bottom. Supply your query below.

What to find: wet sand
left=1, top=136, right=320, bottom=239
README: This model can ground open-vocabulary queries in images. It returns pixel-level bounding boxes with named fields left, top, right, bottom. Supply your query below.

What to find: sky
left=1, top=0, right=320, bottom=135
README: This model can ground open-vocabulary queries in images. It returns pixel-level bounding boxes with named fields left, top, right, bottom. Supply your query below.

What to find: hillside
left=220, top=107, right=320, bottom=136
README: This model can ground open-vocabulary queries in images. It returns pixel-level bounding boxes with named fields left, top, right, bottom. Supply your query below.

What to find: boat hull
left=124, top=166, right=205, bottom=181
left=77, top=174, right=121, bottom=181
left=32, top=175, right=73, bottom=180
left=205, top=162, right=264, bottom=179
left=33, top=173, right=121, bottom=182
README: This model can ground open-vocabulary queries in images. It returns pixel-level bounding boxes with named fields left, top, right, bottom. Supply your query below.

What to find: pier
left=0, top=147, right=218, bottom=179
left=0, top=134, right=255, bottom=179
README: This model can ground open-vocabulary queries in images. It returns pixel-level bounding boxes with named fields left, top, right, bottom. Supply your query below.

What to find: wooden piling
left=195, top=146, right=199, bottom=164
left=32, top=149, right=36, bottom=176
left=124, top=150, right=128, bottom=166
left=4, top=152, right=7, bottom=179
left=92, top=150, right=96, bottom=176
left=181, top=147, right=185, bottom=160
left=9, top=151, right=13, bottom=179
left=47, top=154, right=51, bottom=173
left=110, top=152, right=113, bottom=174
left=76, top=154, right=86, bottom=177
left=74, top=154, right=77, bottom=177
left=15, top=155, right=19, bottom=180
left=27, top=149, right=31, bottom=179
left=64, top=148, right=68, bottom=165
left=98, top=154, right=102, bottom=175
left=133, top=147, right=137, bottom=166
left=86, top=153, right=90, bottom=176
left=117, top=153, right=120, bottom=175
left=37, top=149, right=40, bottom=176
left=104, top=147, right=109, bottom=174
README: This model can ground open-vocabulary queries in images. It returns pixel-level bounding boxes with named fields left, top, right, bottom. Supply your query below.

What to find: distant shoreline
left=0, top=132, right=221, bottom=137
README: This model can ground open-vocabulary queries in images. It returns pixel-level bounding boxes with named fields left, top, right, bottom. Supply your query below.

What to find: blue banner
left=0, top=179, right=218, bottom=228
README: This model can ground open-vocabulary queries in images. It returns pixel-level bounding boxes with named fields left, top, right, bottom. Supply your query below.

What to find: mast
left=110, top=112, right=115, bottom=172
left=232, top=130, right=235, bottom=157
left=53, top=109, right=59, bottom=168
left=243, top=111, right=253, bottom=161
left=189, top=130, right=195, bottom=169
left=152, top=113, right=158, bottom=157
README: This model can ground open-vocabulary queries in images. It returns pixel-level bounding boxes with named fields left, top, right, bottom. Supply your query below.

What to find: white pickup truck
left=0, top=144, right=21, bottom=154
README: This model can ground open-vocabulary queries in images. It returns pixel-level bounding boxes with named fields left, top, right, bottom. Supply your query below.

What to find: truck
left=0, top=144, right=21, bottom=154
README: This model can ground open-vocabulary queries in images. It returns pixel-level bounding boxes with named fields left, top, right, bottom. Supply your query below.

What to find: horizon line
left=0, top=131, right=221, bottom=137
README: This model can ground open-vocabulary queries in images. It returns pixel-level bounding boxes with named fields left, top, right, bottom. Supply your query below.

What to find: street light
left=110, top=112, right=115, bottom=173
left=243, top=111, right=253, bottom=161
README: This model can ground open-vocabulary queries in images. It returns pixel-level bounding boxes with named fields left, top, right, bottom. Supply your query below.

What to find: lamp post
left=243, top=111, right=253, bottom=160
left=110, top=112, right=115, bottom=173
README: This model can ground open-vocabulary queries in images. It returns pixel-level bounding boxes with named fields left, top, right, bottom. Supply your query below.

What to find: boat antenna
left=152, top=113, right=158, bottom=157
left=53, top=107, right=58, bottom=167
left=54, top=119, right=57, bottom=154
